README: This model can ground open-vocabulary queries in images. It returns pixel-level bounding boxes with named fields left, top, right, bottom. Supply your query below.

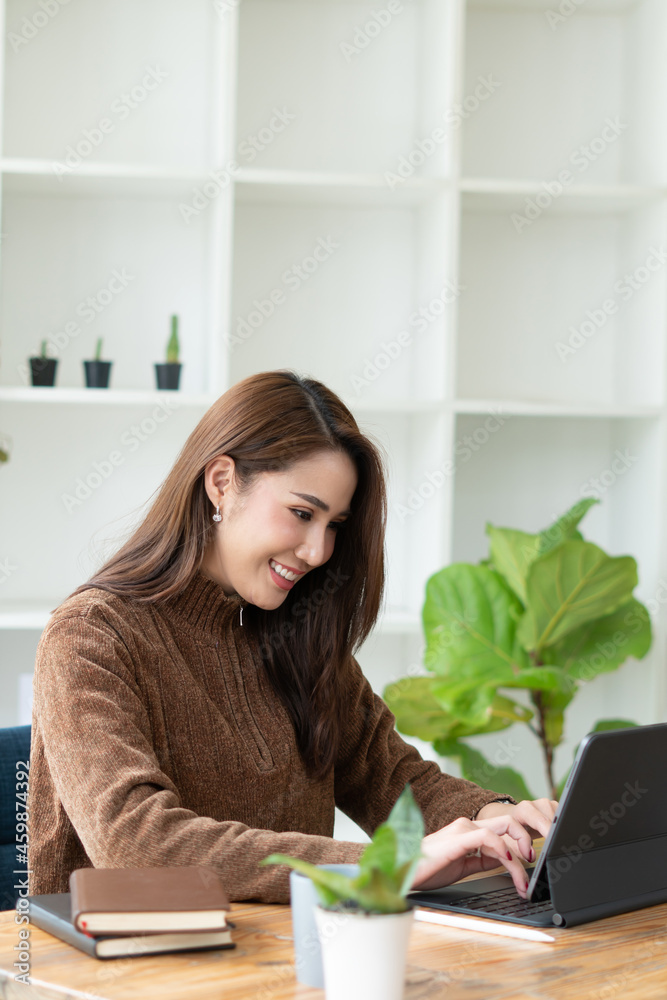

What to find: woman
left=28, top=371, right=555, bottom=902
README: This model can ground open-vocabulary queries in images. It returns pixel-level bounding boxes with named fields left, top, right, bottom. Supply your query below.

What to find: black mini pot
left=84, top=360, right=112, bottom=388
left=155, top=362, right=182, bottom=390
left=30, top=357, right=58, bottom=387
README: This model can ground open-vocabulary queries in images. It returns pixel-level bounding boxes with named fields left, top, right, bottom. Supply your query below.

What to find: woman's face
left=201, top=449, right=358, bottom=609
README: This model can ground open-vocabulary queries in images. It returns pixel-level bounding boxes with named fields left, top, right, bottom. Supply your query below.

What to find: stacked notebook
left=26, top=866, right=235, bottom=959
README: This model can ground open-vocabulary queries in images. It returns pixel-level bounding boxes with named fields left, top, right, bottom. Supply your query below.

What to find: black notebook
left=27, top=893, right=235, bottom=959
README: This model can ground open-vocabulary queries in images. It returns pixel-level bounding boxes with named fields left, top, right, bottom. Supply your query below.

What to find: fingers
left=456, top=827, right=530, bottom=898
left=416, top=819, right=531, bottom=898
left=512, top=798, right=558, bottom=839
left=476, top=814, right=534, bottom=864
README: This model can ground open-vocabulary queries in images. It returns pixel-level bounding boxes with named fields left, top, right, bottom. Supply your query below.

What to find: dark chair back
left=0, top=726, right=31, bottom=911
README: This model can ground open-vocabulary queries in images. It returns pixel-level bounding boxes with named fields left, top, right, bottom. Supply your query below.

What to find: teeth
left=270, top=559, right=298, bottom=582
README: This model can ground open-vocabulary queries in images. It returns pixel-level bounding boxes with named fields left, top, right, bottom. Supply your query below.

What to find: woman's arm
left=333, top=658, right=516, bottom=834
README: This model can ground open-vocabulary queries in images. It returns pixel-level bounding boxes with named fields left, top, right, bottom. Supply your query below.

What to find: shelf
left=0, top=160, right=211, bottom=199
left=374, top=611, right=422, bottom=636
left=460, top=181, right=665, bottom=215
left=0, top=604, right=54, bottom=630
left=349, top=398, right=445, bottom=415
left=0, top=388, right=216, bottom=407
left=0, top=387, right=446, bottom=415
left=234, top=169, right=449, bottom=208
left=467, top=0, right=642, bottom=10
left=454, top=400, right=663, bottom=419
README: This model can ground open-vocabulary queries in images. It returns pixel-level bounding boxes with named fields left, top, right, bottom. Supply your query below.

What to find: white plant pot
left=315, top=905, right=414, bottom=1000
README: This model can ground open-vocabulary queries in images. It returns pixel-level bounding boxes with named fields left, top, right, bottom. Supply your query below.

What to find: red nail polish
left=506, top=851, right=512, bottom=860
left=525, top=881, right=530, bottom=891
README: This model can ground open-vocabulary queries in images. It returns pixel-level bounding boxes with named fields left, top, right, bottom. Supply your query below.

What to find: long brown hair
left=76, top=370, right=387, bottom=777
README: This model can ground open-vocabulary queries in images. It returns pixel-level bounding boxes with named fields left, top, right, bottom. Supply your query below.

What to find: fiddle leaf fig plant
left=261, top=784, right=424, bottom=914
left=384, top=499, right=652, bottom=801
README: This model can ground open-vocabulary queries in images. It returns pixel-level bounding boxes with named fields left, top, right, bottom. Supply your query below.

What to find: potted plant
left=261, top=784, right=423, bottom=1000
left=155, top=314, right=182, bottom=390
left=29, top=341, right=57, bottom=387
left=384, top=498, right=652, bottom=801
left=83, top=337, right=112, bottom=388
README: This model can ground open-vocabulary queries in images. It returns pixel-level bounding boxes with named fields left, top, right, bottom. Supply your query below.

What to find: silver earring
left=212, top=505, right=222, bottom=522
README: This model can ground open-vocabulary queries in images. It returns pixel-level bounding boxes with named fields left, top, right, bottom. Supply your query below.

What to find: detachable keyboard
left=454, top=884, right=554, bottom=918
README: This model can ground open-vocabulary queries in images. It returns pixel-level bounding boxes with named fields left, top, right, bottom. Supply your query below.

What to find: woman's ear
left=204, top=455, right=236, bottom=511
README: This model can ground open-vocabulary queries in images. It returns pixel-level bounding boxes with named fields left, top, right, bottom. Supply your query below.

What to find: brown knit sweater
left=28, top=571, right=511, bottom=902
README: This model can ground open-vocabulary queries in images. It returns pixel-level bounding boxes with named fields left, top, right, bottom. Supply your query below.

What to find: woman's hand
left=411, top=799, right=558, bottom=899
left=475, top=798, right=558, bottom=839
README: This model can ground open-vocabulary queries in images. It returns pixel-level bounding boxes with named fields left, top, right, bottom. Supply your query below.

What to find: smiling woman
left=27, top=370, right=555, bottom=904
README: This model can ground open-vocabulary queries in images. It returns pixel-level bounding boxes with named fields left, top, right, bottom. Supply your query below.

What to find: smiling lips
left=269, top=558, right=304, bottom=590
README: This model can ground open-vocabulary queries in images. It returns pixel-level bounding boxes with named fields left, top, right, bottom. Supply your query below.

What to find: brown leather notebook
left=69, top=866, right=231, bottom=934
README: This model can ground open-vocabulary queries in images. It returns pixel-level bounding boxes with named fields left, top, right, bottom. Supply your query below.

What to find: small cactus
left=166, top=315, right=179, bottom=364
left=94, top=337, right=103, bottom=361
left=40, top=339, right=48, bottom=359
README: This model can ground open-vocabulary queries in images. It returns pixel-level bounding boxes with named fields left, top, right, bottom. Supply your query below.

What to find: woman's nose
left=295, top=528, right=329, bottom=568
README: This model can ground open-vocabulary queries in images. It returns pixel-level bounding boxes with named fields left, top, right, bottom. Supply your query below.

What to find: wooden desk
left=1, top=899, right=667, bottom=1000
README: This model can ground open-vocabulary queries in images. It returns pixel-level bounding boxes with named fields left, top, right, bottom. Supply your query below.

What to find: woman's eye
left=292, top=509, right=312, bottom=522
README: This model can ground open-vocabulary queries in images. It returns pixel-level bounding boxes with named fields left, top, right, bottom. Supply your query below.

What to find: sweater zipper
left=239, top=605, right=244, bottom=626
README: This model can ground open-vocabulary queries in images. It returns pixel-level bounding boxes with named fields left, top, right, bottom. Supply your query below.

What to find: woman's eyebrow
left=290, top=492, right=351, bottom=517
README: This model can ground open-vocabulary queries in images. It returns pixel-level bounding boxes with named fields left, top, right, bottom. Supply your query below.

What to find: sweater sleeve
left=334, top=658, right=516, bottom=835
left=32, top=613, right=365, bottom=903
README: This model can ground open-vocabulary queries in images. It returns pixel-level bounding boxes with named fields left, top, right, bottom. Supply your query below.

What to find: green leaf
left=537, top=498, right=599, bottom=556
left=386, top=783, right=424, bottom=873
left=260, top=855, right=356, bottom=909
left=590, top=718, right=638, bottom=733
left=518, top=541, right=638, bottom=652
left=535, top=685, right=577, bottom=749
left=448, top=742, right=535, bottom=801
left=423, top=564, right=526, bottom=678
left=384, top=678, right=531, bottom=745
left=358, top=825, right=397, bottom=878
left=486, top=525, right=541, bottom=604
left=555, top=599, right=652, bottom=681
left=353, top=868, right=408, bottom=914
left=383, top=677, right=462, bottom=742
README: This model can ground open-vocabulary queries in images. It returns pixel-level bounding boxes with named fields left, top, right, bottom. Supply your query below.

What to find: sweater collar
left=162, top=570, right=244, bottom=635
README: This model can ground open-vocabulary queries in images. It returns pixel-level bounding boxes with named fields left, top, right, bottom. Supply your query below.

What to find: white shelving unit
left=1, top=0, right=665, bottom=806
